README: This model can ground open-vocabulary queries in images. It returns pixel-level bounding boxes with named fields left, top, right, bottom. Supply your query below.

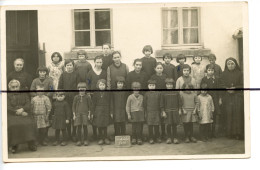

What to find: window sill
left=155, top=48, right=211, bottom=58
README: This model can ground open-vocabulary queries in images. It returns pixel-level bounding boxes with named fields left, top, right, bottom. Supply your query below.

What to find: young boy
left=162, top=53, right=178, bottom=82
left=141, top=45, right=157, bottom=79
left=74, top=50, right=92, bottom=83
left=99, top=43, right=113, bottom=71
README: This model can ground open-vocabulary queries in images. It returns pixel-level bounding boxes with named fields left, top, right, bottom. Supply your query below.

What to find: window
left=73, top=9, right=112, bottom=48
left=162, top=7, right=201, bottom=47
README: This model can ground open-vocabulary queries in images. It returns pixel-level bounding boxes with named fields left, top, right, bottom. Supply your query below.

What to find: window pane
left=162, top=10, right=178, bottom=28
left=163, top=29, right=178, bottom=44
left=95, top=31, right=111, bottom=46
left=74, top=12, right=90, bottom=30
left=75, top=31, right=90, bottom=46
left=183, top=28, right=198, bottom=44
left=95, top=11, right=110, bottom=29
left=183, top=9, right=198, bottom=27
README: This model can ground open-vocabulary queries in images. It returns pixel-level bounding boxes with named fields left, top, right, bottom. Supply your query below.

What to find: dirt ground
left=7, top=124, right=245, bottom=159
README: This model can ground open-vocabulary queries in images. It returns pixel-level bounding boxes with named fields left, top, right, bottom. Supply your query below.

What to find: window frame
left=72, top=9, right=113, bottom=50
left=161, top=7, right=202, bottom=49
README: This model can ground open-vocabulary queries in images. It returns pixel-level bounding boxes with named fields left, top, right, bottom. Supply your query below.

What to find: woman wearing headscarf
left=220, top=57, right=244, bottom=140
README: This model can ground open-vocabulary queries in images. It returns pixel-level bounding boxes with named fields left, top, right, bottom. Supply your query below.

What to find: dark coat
left=144, top=91, right=161, bottom=125
left=110, top=91, right=128, bottom=123
left=51, top=100, right=71, bottom=129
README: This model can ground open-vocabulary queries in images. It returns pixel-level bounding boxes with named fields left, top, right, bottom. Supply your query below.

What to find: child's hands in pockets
left=66, top=120, right=69, bottom=124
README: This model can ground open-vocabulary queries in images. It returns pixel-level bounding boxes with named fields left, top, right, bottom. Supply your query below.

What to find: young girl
left=107, top=51, right=129, bottom=90
left=31, top=86, right=52, bottom=146
left=144, top=80, right=161, bottom=144
left=220, top=58, right=244, bottom=139
left=58, top=59, right=79, bottom=142
left=92, top=79, right=112, bottom=145
left=51, top=92, right=70, bottom=146
left=161, top=78, right=181, bottom=144
left=176, top=54, right=187, bottom=78
left=208, top=53, right=222, bottom=78
left=150, top=62, right=167, bottom=90
left=126, top=82, right=145, bottom=145
left=75, top=50, right=93, bottom=83
left=126, top=58, right=148, bottom=90
left=73, top=82, right=92, bottom=146
left=163, top=53, right=178, bottom=82
left=86, top=56, right=107, bottom=91
left=48, top=52, right=64, bottom=90
left=191, top=55, right=206, bottom=88
left=176, top=64, right=196, bottom=90
left=110, top=76, right=128, bottom=136
left=179, top=83, right=198, bottom=143
left=201, top=64, right=222, bottom=137
left=30, top=66, right=54, bottom=98
left=198, top=84, right=214, bottom=142
left=141, top=45, right=157, bottom=79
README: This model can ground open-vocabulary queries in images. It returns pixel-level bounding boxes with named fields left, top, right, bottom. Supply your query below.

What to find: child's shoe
left=76, top=141, right=82, bottom=146
left=137, top=139, right=143, bottom=145
left=84, top=140, right=89, bottom=146
left=190, top=137, right=197, bottom=143
left=166, top=138, right=172, bottom=144
left=149, top=139, right=154, bottom=144
left=98, top=139, right=104, bottom=145
left=61, top=141, right=67, bottom=146
left=104, top=138, right=110, bottom=145
left=184, top=137, right=190, bottom=143
left=52, top=141, right=59, bottom=146
left=173, top=138, right=179, bottom=144
left=156, top=138, right=162, bottom=143
left=131, top=138, right=137, bottom=145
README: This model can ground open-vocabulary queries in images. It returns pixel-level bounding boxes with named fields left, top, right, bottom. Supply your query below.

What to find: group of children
left=26, top=43, right=243, bottom=148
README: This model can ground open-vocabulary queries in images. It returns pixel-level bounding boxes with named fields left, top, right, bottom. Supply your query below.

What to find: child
left=191, top=55, right=206, bottom=88
left=110, top=76, right=128, bottom=136
left=73, top=82, right=92, bottom=146
left=144, top=80, right=161, bottom=144
left=161, top=78, right=181, bottom=144
left=179, top=83, right=198, bottom=143
left=176, top=64, right=196, bottom=89
left=74, top=50, right=92, bottom=83
left=99, top=43, right=113, bottom=71
left=58, top=59, right=79, bottom=142
left=201, top=64, right=222, bottom=137
left=150, top=62, right=167, bottom=90
left=176, top=54, right=187, bottom=78
left=31, top=85, right=52, bottom=146
left=48, top=52, right=64, bottom=90
left=92, top=79, right=112, bottom=145
left=126, top=58, right=148, bottom=90
left=198, top=84, right=214, bottom=142
left=30, top=66, right=54, bottom=98
left=107, top=51, right=129, bottom=90
left=51, top=92, right=70, bottom=146
left=141, top=45, right=157, bottom=79
left=163, top=53, right=178, bottom=82
left=208, top=53, right=222, bottom=78
left=126, top=82, right=145, bottom=145
left=86, top=55, right=107, bottom=91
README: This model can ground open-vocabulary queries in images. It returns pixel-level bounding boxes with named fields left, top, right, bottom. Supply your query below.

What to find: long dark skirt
left=8, top=114, right=37, bottom=146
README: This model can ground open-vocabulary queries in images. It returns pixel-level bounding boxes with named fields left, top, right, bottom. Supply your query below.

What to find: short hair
left=208, top=53, right=217, bottom=60
left=133, top=58, right=142, bottom=66
left=155, top=62, right=163, bottom=68
left=51, top=52, right=63, bottom=62
left=176, top=54, right=186, bottom=63
left=163, top=53, right=173, bottom=60
left=36, top=66, right=49, bottom=76
left=193, top=55, right=202, bottom=61
left=96, top=79, right=106, bottom=88
left=142, top=45, right=153, bottom=54
left=64, top=59, right=75, bottom=67
left=165, top=78, right=174, bottom=84
left=8, top=79, right=20, bottom=90
left=102, top=43, right=111, bottom=49
left=201, top=83, right=208, bottom=89
left=112, top=51, right=121, bottom=57
left=116, top=76, right=125, bottom=83
left=147, top=79, right=156, bottom=85
left=182, top=83, right=194, bottom=89
left=77, top=50, right=87, bottom=58
left=94, top=55, right=103, bottom=62
left=206, top=64, right=215, bottom=72
left=131, top=81, right=141, bottom=89
left=77, top=82, right=87, bottom=89
left=182, top=64, right=191, bottom=72
left=14, top=58, right=24, bottom=65
left=56, top=91, right=65, bottom=96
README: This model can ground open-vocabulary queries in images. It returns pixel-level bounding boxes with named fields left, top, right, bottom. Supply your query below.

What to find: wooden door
left=6, top=10, right=39, bottom=78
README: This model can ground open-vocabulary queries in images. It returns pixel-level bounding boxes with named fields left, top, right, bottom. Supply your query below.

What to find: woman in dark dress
left=220, top=58, right=244, bottom=139
left=7, top=79, right=37, bottom=153
left=7, top=58, right=33, bottom=90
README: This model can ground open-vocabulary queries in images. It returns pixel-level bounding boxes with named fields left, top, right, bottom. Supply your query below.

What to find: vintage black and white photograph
left=1, top=1, right=249, bottom=162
